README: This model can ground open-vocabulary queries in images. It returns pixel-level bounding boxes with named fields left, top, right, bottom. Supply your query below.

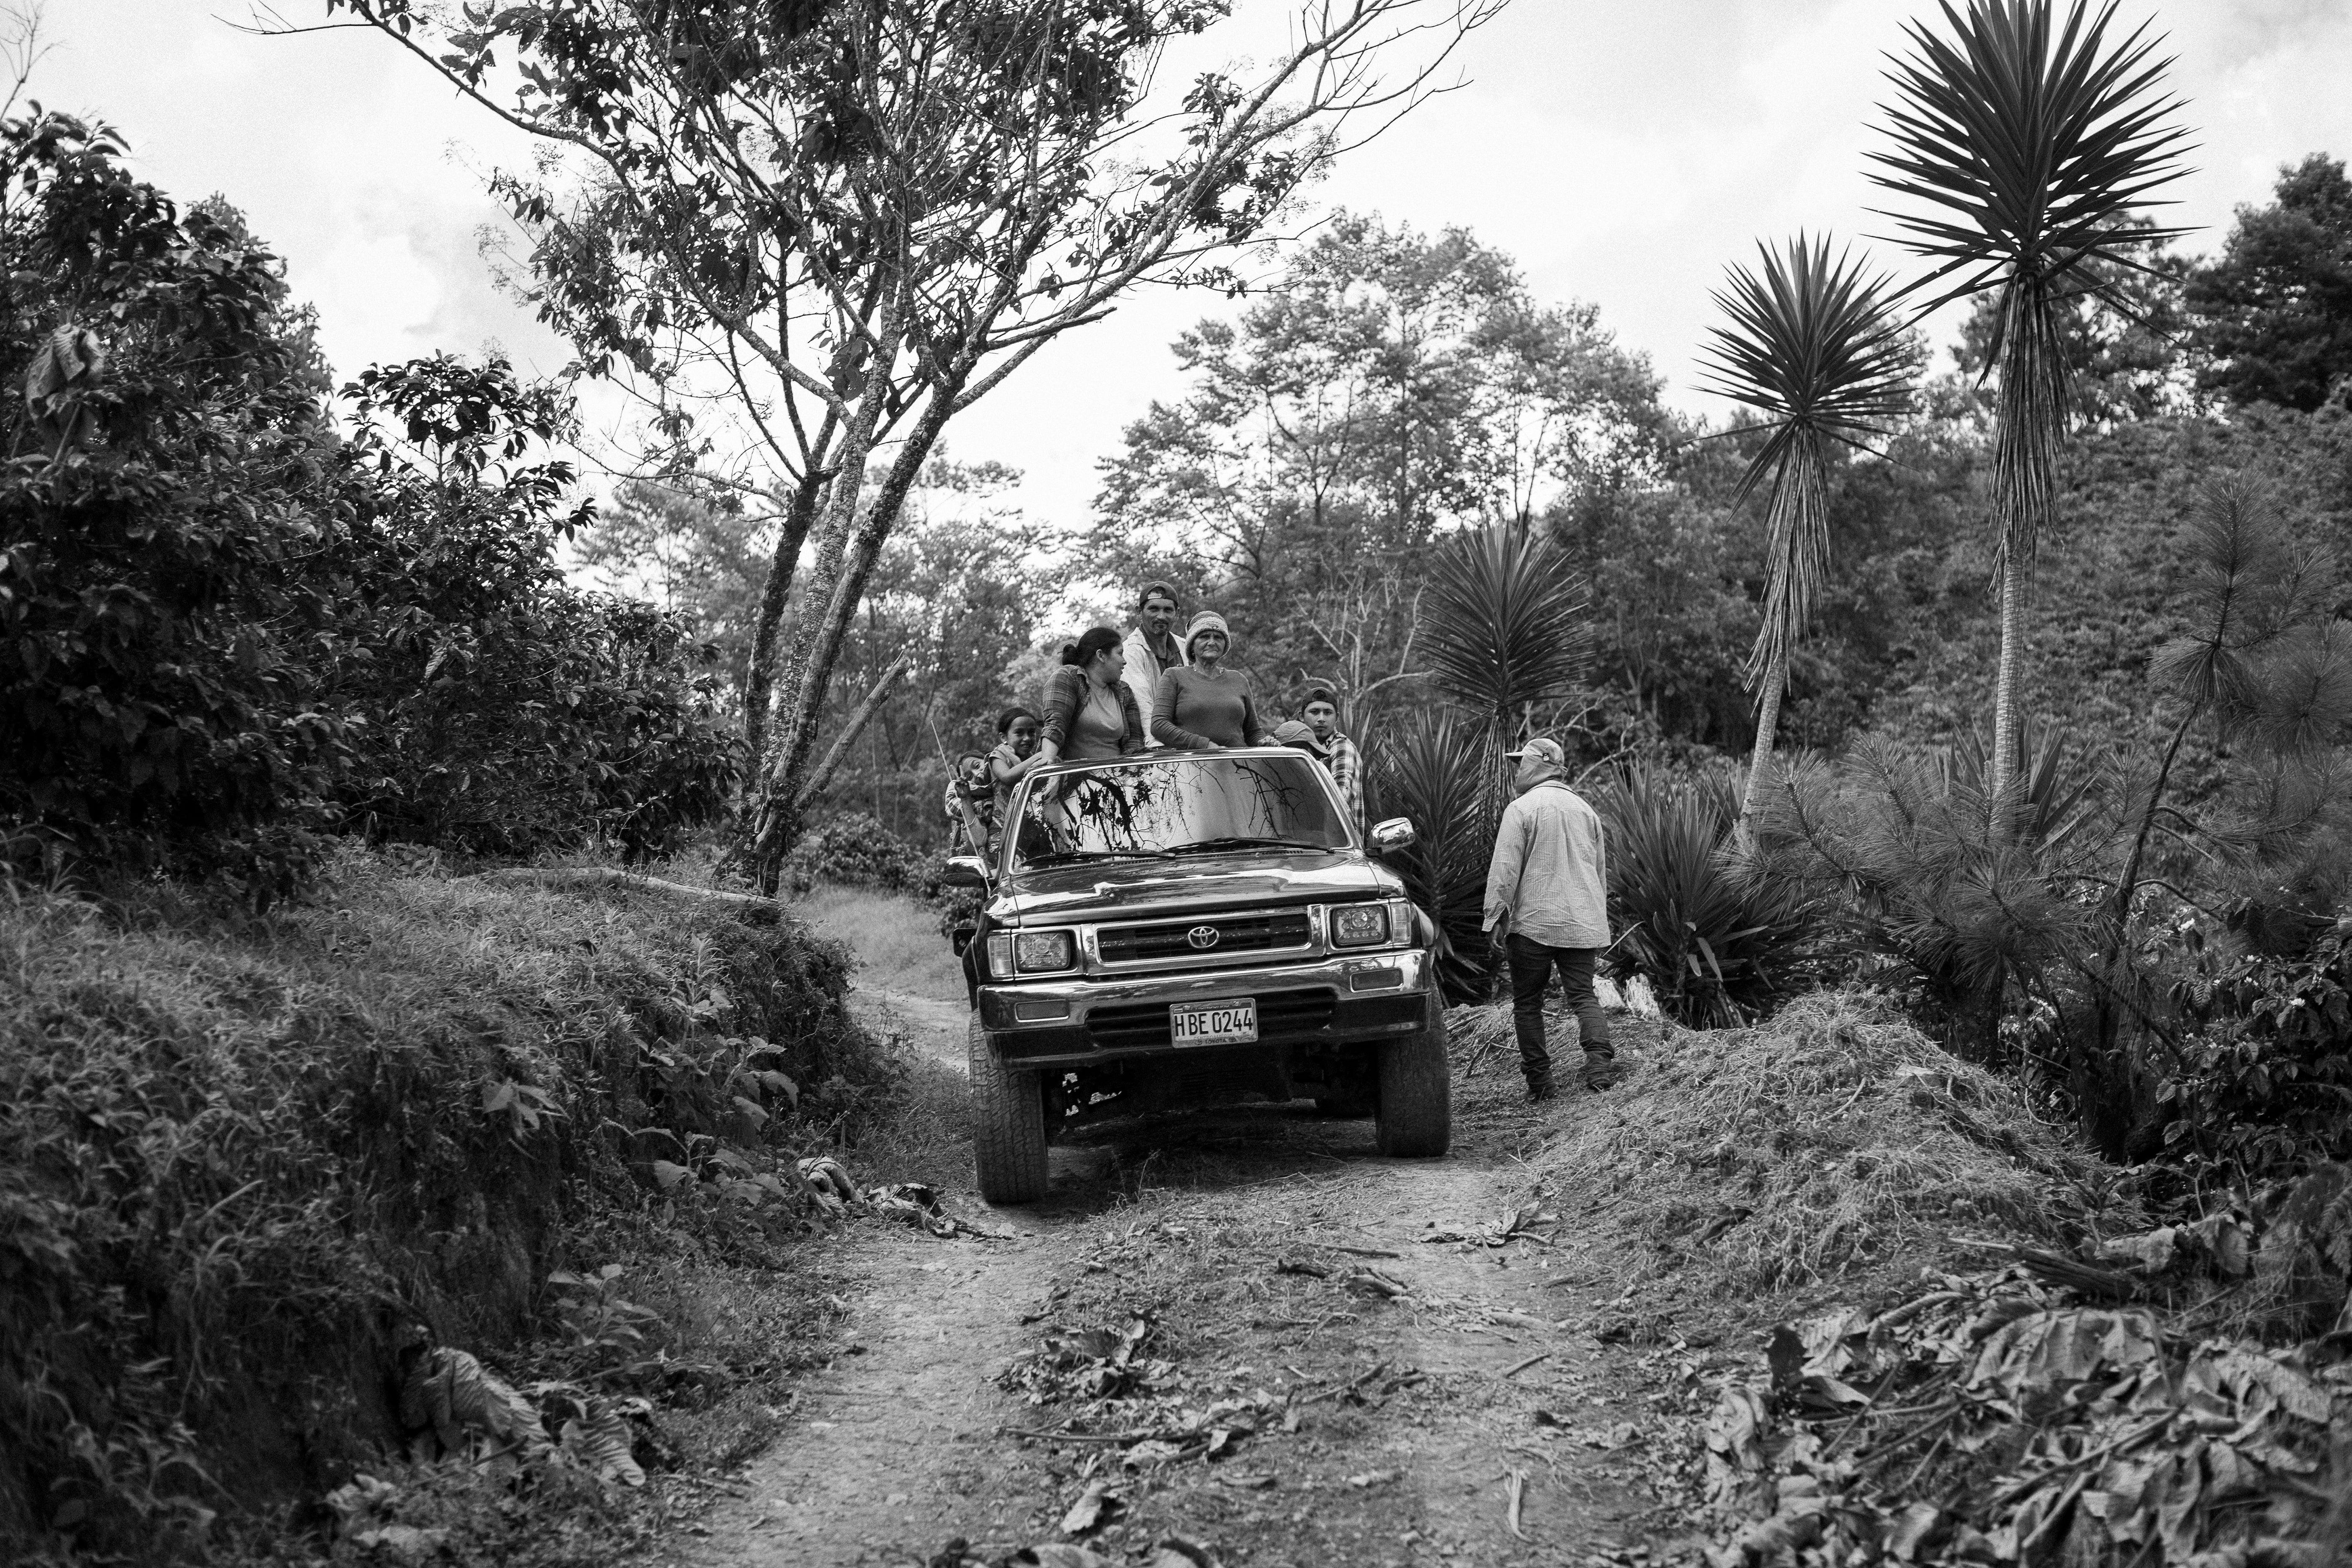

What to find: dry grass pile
left=1486, top=988, right=2119, bottom=1295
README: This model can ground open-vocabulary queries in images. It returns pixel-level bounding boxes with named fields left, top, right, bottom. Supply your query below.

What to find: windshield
left=1008, top=753, right=1352, bottom=870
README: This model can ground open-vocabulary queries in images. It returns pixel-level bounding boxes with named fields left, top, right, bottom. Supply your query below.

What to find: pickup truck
left=943, top=746, right=1449, bottom=1204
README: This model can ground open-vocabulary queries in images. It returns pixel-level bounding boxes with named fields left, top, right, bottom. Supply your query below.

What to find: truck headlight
left=1013, top=929, right=1078, bottom=973
left=1331, top=904, right=1389, bottom=948
left=986, top=932, right=1016, bottom=978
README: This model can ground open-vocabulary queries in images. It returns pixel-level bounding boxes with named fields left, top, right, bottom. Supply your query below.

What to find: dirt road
left=694, top=982, right=1684, bottom=1568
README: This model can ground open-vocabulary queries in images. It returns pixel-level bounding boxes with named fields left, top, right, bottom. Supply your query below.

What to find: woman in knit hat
left=1151, top=611, right=1271, bottom=750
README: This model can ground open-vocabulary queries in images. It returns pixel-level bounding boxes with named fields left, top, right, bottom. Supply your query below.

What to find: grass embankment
left=1, top=848, right=905, bottom=1564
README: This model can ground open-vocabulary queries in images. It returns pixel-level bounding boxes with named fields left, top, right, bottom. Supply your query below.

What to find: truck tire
left=969, top=1014, right=1049, bottom=1204
left=1375, top=1016, right=1451, bottom=1157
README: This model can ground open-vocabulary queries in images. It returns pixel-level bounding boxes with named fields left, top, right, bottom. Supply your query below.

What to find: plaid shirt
left=1323, top=731, right=1364, bottom=833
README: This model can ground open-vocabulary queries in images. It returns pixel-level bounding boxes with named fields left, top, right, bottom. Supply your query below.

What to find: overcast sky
left=35, top=0, right=2352, bottom=528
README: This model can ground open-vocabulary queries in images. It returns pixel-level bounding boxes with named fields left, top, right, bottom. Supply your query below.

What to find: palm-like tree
left=1869, top=0, right=2191, bottom=816
left=1700, top=235, right=1913, bottom=826
left=1420, top=521, right=1591, bottom=750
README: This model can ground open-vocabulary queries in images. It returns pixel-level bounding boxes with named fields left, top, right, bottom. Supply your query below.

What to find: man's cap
left=1503, top=736, right=1565, bottom=766
left=1272, top=719, right=1329, bottom=756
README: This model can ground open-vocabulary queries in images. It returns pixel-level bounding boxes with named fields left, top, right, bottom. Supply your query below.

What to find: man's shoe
left=1583, top=1054, right=1629, bottom=1091
left=1526, top=1074, right=1559, bottom=1103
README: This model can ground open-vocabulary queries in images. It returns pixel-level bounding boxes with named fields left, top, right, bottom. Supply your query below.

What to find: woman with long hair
left=1037, top=628, right=1147, bottom=764
left=1151, top=611, right=1270, bottom=751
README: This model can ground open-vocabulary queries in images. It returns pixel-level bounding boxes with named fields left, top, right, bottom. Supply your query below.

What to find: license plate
left=1170, top=997, right=1257, bottom=1046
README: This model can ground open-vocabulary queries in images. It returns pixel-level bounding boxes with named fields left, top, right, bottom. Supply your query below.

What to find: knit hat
left=1272, top=719, right=1329, bottom=759
left=1184, top=610, right=1231, bottom=655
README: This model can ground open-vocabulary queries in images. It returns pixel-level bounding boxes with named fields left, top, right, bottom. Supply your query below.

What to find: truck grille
left=1085, top=989, right=1336, bottom=1051
left=1096, top=907, right=1312, bottom=964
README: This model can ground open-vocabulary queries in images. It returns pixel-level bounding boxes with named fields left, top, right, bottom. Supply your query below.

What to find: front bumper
left=977, top=948, right=1434, bottom=1068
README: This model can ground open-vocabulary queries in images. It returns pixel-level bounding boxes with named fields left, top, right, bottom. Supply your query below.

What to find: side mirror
left=1368, top=817, right=1417, bottom=854
left=940, top=854, right=989, bottom=888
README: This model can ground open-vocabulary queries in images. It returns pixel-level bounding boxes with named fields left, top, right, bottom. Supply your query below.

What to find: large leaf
left=1418, top=523, right=1591, bottom=740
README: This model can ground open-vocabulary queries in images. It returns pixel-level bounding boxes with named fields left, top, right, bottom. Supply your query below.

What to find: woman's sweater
left=1038, top=664, right=1146, bottom=758
left=1151, top=664, right=1269, bottom=750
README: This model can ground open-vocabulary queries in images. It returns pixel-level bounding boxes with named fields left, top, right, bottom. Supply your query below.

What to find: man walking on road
left=1482, top=737, right=1622, bottom=1101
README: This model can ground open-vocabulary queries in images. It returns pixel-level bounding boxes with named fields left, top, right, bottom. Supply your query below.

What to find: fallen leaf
left=1887, top=1502, right=1942, bottom=1562
left=1060, top=1481, right=1118, bottom=1536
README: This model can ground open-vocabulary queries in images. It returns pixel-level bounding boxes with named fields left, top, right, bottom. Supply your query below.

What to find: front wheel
left=968, top=1015, right=1049, bottom=1204
left=1375, top=1014, right=1452, bottom=1157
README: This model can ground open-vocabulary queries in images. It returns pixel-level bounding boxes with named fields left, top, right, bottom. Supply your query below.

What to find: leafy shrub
left=0, top=113, right=348, bottom=898
left=327, top=357, right=743, bottom=862
left=783, top=812, right=934, bottom=896
left=1592, top=766, right=1821, bottom=1027
left=0, top=849, right=891, bottom=1557
left=2160, top=920, right=2352, bottom=1185
left=0, top=114, right=740, bottom=896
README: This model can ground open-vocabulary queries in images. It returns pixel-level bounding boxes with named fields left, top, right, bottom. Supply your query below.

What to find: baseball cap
left=1502, top=737, right=1565, bottom=765
left=1272, top=719, right=1330, bottom=756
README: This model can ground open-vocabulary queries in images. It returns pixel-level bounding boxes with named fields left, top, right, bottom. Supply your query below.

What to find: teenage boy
left=1300, top=687, right=1363, bottom=830
left=1121, top=582, right=1186, bottom=744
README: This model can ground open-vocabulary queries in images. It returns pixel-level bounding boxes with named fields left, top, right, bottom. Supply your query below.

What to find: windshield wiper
left=1022, top=848, right=1176, bottom=867
left=1167, top=836, right=1322, bottom=856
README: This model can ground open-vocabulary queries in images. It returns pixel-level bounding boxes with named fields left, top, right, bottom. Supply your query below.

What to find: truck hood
left=992, top=849, right=1405, bottom=925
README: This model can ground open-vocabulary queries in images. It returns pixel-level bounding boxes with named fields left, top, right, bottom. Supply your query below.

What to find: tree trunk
left=795, top=653, right=911, bottom=811
left=743, top=468, right=827, bottom=773
left=1989, top=550, right=2026, bottom=817
left=1740, top=647, right=1788, bottom=829
left=745, top=354, right=965, bottom=889
left=740, top=289, right=903, bottom=890
left=468, top=867, right=777, bottom=909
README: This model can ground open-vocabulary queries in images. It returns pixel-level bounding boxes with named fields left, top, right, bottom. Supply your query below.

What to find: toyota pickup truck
left=942, top=746, right=1449, bottom=1204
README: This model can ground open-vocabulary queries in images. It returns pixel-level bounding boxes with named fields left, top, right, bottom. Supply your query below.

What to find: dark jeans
left=1506, top=933, right=1613, bottom=1079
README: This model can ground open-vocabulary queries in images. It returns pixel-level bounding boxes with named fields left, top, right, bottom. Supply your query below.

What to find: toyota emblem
left=1186, top=925, right=1221, bottom=950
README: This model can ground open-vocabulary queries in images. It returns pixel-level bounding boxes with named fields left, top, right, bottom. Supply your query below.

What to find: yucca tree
left=1869, top=0, right=2191, bottom=819
left=1420, top=521, right=1591, bottom=751
left=1700, top=235, right=1913, bottom=827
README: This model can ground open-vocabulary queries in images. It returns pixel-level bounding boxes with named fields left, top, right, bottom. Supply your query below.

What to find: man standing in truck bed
left=1481, top=737, right=1623, bottom=1101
